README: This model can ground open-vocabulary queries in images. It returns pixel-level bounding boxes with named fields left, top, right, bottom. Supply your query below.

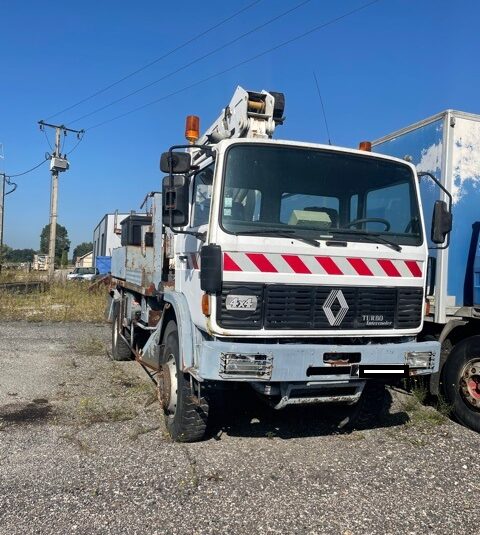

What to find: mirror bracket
left=418, top=171, right=453, bottom=250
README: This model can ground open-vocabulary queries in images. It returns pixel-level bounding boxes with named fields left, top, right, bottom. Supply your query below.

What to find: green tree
left=5, top=248, right=36, bottom=263
left=73, top=241, right=93, bottom=261
left=0, top=244, right=12, bottom=266
left=40, top=223, right=70, bottom=267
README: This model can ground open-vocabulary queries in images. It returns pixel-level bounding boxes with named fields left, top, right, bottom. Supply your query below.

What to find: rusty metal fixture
left=148, top=309, right=162, bottom=327
left=157, top=355, right=177, bottom=414
left=324, top=359, right=350, bottom=367
left=132, top=346, right=160, bottom=371
left=459, top=359, right=480, bottom=409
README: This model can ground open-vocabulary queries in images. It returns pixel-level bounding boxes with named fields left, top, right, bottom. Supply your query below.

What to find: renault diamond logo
left=322, top=289, right=349, bottom=326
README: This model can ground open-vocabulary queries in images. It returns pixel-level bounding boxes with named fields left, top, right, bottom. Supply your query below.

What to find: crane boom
left=198, top=86, right=285, bottom=145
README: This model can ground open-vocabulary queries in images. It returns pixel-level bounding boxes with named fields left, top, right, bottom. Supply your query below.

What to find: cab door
left=175, top=162, right=214, bottom=328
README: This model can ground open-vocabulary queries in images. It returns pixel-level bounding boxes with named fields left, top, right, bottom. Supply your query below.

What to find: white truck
left=32, top=254, right=51, bottom=271
left=373, top=110, right=480, bottom=433
left=109, top=87, right=451, bottom=442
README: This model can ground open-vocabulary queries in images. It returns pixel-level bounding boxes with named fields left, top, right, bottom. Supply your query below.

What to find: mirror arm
left=164, top=143, right=214, bottom=238
left=418, top=171, right=452, bottom=250
left=418, top=171, right=453, bottom=211
left=165, top=228, right=206, bottom=242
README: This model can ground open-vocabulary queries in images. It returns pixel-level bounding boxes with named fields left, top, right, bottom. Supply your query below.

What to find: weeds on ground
left=345, top=431, right=366, bottom=441
left=110, top=364, right=156, bottom=403
left=78, top=397, right=137, bottom=425
left=0, top=271, right=48, bottom=283
left=0, top=280, right=107, bottom=322
left=61, top=430, right=96, bottom=454
left=128, top=423, right=160, bottom=441
left=436, top=393, right=453, bottom=418
left=401, top=385, right=451, bottom=428
left=389, top=387, right=449, bottom=446
left=406, top=406, right=447, bottom=427
left=78, top=336, right=106, bottom=356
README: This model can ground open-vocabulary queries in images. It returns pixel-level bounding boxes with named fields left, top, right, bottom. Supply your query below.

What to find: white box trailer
left=373, top=110, right=480, bottom=432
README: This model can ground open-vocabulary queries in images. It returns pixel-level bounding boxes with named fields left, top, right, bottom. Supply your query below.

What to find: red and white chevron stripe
left=223, top=252, right=422, bottom=278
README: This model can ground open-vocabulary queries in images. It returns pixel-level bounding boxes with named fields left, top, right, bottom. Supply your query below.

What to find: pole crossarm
left=38, top=120, right=84, bottom=136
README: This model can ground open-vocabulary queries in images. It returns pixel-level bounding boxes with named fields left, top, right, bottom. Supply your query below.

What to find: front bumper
left=194, top=339, right=440, bottom=382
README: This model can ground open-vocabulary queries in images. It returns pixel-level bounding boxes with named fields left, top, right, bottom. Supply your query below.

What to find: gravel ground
left=0, top=321, right=479, bottom=535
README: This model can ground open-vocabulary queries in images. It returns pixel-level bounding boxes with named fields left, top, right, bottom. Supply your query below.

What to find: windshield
left=74, top=267, right=95, bottom=274
left=220, top=144, right=422, bottom=247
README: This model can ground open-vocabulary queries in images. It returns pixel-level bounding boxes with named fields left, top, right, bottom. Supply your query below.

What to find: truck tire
left=443, top=336, right=480, bottom=433
left=158, top=320, right=208, bottom=442
left=111, top=300, right=133, bottom=361
left=340, top=381, right=388, bottom=430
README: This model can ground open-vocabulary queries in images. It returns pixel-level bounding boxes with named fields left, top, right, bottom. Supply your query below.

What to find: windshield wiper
left=325, top=229, right=402, bottom=252
left=233, top=229, right=320, bottom=248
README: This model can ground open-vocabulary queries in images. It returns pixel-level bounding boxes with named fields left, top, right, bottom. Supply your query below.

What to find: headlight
left=405, top=351, right=434, bottom=368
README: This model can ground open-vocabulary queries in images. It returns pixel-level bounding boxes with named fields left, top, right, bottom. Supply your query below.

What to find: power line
left=87, top=0, right=384, bottom=131
left=65, top=131, right=85, bottom=156
left=43, top=129, right=54, bottom=151
left=313, top=71, right=332, bottom=145
left=69, top=0, right=312, bottom=125
left=4, top=177, right=17, bottom=196
left=6, top=157, right=50, bottom=178
left=44, top=0, right=263, bottom=121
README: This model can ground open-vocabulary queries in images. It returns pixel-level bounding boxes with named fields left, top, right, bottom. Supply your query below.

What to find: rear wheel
left=443, top=336, right=480, bottom=433
left=339, top=381, right=388, bottom=430
left=157, top=321, right=209, bottom=442
left=111, top=300, right=133, bottom=361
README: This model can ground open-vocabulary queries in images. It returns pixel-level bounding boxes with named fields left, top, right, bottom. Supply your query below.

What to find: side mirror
left=431, top=200, right=452, bottom=244
left=162, top=175, right=190, bottom=227
left=160, top=151, right=191, bottom=174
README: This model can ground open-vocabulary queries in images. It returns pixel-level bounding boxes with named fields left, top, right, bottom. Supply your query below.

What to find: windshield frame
left=217, top=141, right=424, bottom=247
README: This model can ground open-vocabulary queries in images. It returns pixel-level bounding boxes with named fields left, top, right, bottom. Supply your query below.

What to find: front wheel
left=339, top=381, right=388, bottom=430
left=157, top=321, right=209, bottom=442
left=443, top=336, right=480, bottom=433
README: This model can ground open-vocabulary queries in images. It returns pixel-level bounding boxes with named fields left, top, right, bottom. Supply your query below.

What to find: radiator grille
left=218, top=283, right=423, bottom=330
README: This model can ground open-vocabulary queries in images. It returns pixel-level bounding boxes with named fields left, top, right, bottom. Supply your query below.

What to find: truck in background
left=373, top=110, right=480, bottom=433
left=32, top=254, right=51, bottom=271
left=108, top=87, right=451, bottom=442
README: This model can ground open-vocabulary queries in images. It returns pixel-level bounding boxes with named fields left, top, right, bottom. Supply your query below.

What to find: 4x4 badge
left=323, top=289, right=349, bottom=326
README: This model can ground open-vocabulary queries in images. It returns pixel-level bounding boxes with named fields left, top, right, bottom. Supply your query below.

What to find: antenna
left=313, top=71, right=332, bottom=145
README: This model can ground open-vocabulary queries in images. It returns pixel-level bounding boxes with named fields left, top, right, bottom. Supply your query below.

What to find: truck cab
left=110, top=88, right=450, bottom=442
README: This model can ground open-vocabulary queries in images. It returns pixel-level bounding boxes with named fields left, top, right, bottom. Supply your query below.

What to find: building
left=93, top=213, right=128, bottom=264
left=75, top=251, right=93, bottom=268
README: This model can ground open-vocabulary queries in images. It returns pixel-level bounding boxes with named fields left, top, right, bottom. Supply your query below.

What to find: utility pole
left=38, top=121, right=83, bottom=276
left=0, top=145, right=5, bottom=272
left=0, top=173, right=4, bottom=272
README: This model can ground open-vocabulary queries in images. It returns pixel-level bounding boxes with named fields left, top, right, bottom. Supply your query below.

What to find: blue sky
left=1, top=0, right=478, bottom=251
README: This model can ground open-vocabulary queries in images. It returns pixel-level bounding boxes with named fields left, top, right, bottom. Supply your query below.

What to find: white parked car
left=67, top=267, right=99, bottom=281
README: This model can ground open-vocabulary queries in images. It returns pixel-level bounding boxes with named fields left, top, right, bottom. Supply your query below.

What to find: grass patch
left=128, top=424, right=160, bottom=441
left=78, top=336, right=106, bottom=356
left=0, top=280, right=107, bottom=322
left=78, top=397, right=137, bottom=425
left=436, top=393, right=453, bottom=417
left=399, top=391, right=448, bottom=433
left=345, top=431, right=366, bottom=441
left=0, top=271, right=48, bottom=283
left=407, top=407, right=447, bottom=427
left=411, top=384, right=429, bottom=404
left=61, top=431, right=96, bottom=453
